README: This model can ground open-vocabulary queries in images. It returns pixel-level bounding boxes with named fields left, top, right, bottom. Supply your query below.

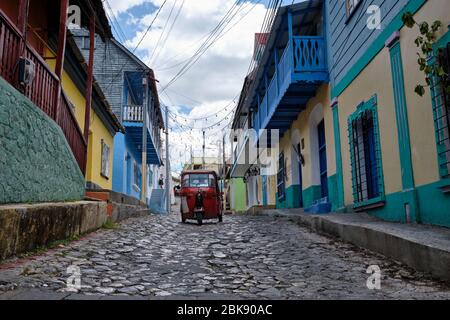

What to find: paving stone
left=1, top=209, right=450, bottom=300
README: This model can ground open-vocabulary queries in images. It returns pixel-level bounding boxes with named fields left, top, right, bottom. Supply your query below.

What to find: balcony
left=123, top=105, right=162, bottom=165
left=253, top=35, right=328, bottom=138
left=0, top=8, right=87, bottom=172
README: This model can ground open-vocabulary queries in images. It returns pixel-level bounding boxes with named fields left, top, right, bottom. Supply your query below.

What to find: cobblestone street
left=1, top=207, right=450, bottom=300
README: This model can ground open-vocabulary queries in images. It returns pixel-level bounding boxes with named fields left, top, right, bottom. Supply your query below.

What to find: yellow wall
left=268, top=174, right=277, bottom=204
left=337, top=48, right=402, bottom=205
left=44, top=48, right=114, bottom=190
left=336, top=0, right=449, bottom=206
left=400, top=0, right=449, bottom=187
left=277, top=84, right=333, bottom=190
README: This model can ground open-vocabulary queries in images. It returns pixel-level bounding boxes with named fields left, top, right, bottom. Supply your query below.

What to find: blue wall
left=326, top=0, right=408, bottom=87
left=112, top=132, right=145, bottom=200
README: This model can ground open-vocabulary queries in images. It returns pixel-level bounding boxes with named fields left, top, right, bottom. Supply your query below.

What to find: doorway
left=126, top=153, right=132, bottom=195
left=318, top=120, right=328, bottom=198
left=262, top=175, right=268, bottom=206
left=297, top=143, right=303, bottom=207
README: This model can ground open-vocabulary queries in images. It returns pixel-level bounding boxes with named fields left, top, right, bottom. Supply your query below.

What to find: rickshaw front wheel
left=218, top=215, right=223, bottom=223
left=197, top=217, right=203, bottom=226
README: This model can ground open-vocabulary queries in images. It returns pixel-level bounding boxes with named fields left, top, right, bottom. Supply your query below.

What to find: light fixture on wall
left=292, top=144, right=305, bottom=167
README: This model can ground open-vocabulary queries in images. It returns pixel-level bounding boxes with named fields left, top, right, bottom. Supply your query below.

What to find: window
left=100, top=140, right=110, bottom=179
left=346, top=0, right=361, bottom=17
left=182, top=174, right=215, bottom=188
left=431, top=43, right=450, bottom=178
left=133, top=162, right=141, bottom=189
left=348, top=96, right=384, bottom=207
left=82, top=36, right=96, bottom=50
left=277, top=152, right=286, bottom=200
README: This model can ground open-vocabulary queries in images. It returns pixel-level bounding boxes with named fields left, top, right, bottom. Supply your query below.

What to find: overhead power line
left=148, top=0, right=179, bottom=64
left=103, top=0, right=169, bottom=92
left=160, top=0, right=246, bottom=91
left=151, top=0, right=186, bottom=65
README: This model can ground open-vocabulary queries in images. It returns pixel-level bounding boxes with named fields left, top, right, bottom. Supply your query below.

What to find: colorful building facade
left=328, top=0, right=450, bottom=226
left=231, top=0, right=332, bottom=213
left=72, top=31, right=164, bottom=204
left=230, top=0, right=450, bottom=228
left=45, top=39, right=124, bottom=191
left=0, top=1, right=120, bottom=194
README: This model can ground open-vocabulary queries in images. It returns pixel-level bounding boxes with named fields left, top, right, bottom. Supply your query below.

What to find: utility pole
left=202, top=131, right=206, bottom=169
left=165, top=105, right=171, bottom=213
left=141, top=75, right=148, bottom=203
left=222, top=134, right=227, bottom=211
left=190, top=145, right=193, bottom=170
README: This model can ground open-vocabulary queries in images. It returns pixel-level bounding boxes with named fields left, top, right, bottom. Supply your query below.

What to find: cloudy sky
left=105, top=0, right=302, bottom=175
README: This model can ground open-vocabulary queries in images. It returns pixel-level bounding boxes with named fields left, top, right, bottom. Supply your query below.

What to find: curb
left=259, top=209, right=450, bottom=284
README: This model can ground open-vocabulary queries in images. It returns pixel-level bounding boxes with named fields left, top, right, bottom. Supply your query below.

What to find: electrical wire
left=160, top=0, right=247, bottom=91
left=151, top=0, right=186, bottom=65
left=148, top=0, right=179, bottom=64
left=156, top=0, right=260, bottom=72
left=103, top=0, right=169, bottom=92
left=104, top=0, right=128, bottom=43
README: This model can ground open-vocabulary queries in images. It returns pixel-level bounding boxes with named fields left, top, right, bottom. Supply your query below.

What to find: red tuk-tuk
left=180, top=170, right=223, bottom=225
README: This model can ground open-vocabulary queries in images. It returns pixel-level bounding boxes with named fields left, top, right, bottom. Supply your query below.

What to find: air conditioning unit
left=18, top=57, right=35, bottom=86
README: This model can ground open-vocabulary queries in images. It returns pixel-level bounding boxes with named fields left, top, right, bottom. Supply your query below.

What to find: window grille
left=430, top=43, right=450, bottom=177
left=277, top=152, right=286, bottom=200
left=348, top=96, right=384, bottom=207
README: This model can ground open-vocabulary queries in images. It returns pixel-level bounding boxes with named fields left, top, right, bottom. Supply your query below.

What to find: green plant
left=102, top=218, right=119, bottom=230
left=402, top=12, right=449, bottom=96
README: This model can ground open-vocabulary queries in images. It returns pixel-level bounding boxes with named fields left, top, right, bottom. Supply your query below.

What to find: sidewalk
left=256, top=208, right=450, bottom=283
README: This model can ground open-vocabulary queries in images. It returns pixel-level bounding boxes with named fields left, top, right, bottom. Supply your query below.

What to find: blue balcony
left=123, top=105, right=162, bottom=165
left=249, top=1, right=328, bottom=139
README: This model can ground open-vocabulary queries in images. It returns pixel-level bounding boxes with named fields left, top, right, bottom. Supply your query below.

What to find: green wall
left=230, top=178, right=246, bottom=212
left=276, top=184, right=323, bottom=209
left=0, top=77, right=85, bottom=204
left=276, top=184, right=301, bottom=209
left=363, top=179, right=450, bottom=228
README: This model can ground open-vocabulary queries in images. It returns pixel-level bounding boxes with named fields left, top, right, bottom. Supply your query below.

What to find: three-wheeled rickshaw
left=180, top=170, right=223, bottom=225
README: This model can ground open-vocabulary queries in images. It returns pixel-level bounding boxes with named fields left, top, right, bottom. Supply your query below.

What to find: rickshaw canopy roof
left=182, top=170, right=218, bottom=177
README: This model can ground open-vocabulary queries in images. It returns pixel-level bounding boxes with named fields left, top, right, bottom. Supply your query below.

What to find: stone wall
left=0, top=77, right=85, bottom=204
left=0, top=201, right=107, bottom=260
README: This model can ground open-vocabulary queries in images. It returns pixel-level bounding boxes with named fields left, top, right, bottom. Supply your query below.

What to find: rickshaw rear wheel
left=181, top=217, right=186, bottom=223
left=218, top=215, right=223, bottom=223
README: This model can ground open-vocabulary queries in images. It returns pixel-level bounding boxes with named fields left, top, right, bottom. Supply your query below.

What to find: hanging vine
left=402, top=12, right=449, bottom=96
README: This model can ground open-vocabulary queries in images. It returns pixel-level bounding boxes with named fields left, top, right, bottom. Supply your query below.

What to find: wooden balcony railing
left=253, top=36, right=327, bottom=133
left=123, top=105, right=143, bottom=122
left=60, top=91, right=87, bottom=173
left=0, top=8, right=87, bottom=173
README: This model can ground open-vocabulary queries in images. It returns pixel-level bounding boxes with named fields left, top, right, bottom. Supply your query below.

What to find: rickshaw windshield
left=182, top=174, right=215, bottom=188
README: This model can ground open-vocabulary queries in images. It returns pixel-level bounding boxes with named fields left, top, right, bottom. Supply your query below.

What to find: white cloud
left=107, top=0, right=152, bottom=15
left=113, top=0, right=269, bottom=174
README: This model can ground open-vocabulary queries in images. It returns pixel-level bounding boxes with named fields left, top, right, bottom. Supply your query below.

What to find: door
left=262, top=175, right=268, bottom=206
left=297, top=143, right=303, bottom=208
left=318, top=120, right=328, bottom=198
left=126, top=153, right=132, bottom=195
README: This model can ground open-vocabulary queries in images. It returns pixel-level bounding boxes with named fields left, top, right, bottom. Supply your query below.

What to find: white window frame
left=100, top=140, right=110, bottom=179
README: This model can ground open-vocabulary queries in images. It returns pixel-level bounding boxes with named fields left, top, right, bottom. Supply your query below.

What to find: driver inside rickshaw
left=190, top=175, right=209, bottom=187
